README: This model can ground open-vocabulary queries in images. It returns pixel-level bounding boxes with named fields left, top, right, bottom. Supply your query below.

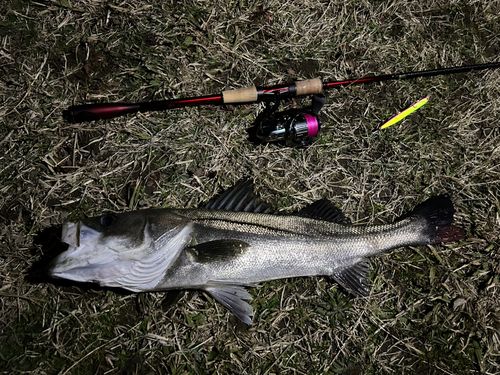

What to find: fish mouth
left=48, top=221, right=102, bottom=280
left=47, top=221, right=78, bottom=275
left=61, top=221, right=79, bottom=247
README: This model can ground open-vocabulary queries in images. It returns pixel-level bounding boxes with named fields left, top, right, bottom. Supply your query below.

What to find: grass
left=1, top=0, right=499, bottom=374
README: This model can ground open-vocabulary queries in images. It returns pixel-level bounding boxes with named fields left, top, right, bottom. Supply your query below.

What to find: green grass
left=1, top=0, right=499, bottom=374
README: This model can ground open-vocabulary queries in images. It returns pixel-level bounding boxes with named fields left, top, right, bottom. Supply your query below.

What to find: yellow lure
left=380, top=96, right=429, bottom=129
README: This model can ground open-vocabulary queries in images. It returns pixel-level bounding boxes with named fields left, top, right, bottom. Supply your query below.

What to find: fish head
left=48, top=210, right=192, bottom=291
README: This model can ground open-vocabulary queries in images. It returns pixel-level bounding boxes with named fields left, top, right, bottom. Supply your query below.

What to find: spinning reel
left=250, top=93, right=326, bottom=147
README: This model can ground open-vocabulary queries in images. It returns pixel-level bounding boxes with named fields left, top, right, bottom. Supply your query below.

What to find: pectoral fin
left=204, top=281, right=256, bottom=325
left=332, top=259, right=371, bottom=296
left=186, top=239, right=250, bottom=263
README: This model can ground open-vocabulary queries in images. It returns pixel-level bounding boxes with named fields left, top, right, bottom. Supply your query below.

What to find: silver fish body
left=49, top=181, right=464, bottom=324
left=158, top=209, right=431, bottom=288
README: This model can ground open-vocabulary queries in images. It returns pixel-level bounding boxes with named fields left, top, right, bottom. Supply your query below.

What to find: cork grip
left=222, top=86, right=258, bottom=104
left=295, top=78, right=323, bottom=96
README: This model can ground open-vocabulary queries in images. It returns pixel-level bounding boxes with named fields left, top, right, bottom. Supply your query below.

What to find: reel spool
left=251, top=93, right=326, bottom=147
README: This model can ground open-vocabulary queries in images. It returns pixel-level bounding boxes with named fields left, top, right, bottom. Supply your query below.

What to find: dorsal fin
left=295, top=199, right=351, bottom=224
left=205, top=180, right=274, bottom=213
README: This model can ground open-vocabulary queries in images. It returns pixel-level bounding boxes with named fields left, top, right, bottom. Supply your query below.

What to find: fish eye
left=100, top=215, right=116, bottom=227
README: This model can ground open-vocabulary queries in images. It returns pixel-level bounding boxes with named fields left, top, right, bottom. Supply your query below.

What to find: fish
left=48, top=180, right=465, bottom=324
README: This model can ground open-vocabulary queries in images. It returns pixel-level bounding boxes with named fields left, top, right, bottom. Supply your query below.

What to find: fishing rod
left=64, top=62, right=500, bottom=145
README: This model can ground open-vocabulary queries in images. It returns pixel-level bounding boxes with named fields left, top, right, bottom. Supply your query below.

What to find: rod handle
left=295, top=78, right=323, bottom=95
left=222, top=86, right=258, bottom=104
left=222, top=78, right=323, bottom=104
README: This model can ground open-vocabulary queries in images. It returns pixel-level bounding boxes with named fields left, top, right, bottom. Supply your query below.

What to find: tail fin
left=410, top=195, right=465, bottom=244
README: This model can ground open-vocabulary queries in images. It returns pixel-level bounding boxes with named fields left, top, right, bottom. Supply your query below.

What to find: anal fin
left=204, top=281, right=256, bottom=325
left=332, top=259, right=371, bottom=296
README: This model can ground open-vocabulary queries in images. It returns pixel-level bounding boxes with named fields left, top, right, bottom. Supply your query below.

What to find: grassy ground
left=1, top=0, right=499, bottom=374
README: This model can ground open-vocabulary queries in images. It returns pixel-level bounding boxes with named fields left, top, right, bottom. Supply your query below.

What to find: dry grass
left=1, top=0, right=499, bottom=374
